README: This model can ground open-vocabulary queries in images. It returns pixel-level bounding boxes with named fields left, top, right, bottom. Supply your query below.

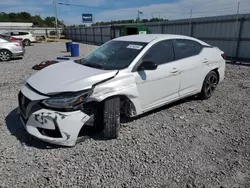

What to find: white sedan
left=18, top=34, right=226, bottom=146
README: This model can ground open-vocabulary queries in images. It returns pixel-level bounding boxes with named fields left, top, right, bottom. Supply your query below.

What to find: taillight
left=221, top=53, right=226, bottom=60
left=14, top=44, right=21, bottom=47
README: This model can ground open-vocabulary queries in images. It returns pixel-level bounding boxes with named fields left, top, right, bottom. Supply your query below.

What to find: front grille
left=37, top=127, right=62, bottom=138
left=18, top=91, right=42, bottom=119
left=18, top=92, right=31, bottom=118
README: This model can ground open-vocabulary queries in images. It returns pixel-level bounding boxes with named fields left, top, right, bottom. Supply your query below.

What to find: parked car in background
left=18, top=34, right=226, bottom=146
left=0, top=34, right=23, bottom=43
left=0, top=36, right=25, bottom=61
left=3, top=30, right=36, bottom=46
left=0, top=34, right=24, bottom=49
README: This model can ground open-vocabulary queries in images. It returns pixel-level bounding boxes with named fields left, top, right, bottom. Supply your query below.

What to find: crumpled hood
left=27, top=61, right=118, bottom=95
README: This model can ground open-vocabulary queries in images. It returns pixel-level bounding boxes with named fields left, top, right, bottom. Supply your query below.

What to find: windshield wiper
left=83, top=63, right=104, bottom=69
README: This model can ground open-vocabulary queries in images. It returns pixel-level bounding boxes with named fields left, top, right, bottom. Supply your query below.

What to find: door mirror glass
left=138, top=61, right=158, bottom=71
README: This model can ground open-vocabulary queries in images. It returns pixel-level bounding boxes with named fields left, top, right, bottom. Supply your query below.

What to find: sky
left=1, top=0, right=250, bottom=25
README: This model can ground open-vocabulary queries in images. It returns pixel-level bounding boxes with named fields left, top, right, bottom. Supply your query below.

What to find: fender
left=89, top=72, right=143, bottom=116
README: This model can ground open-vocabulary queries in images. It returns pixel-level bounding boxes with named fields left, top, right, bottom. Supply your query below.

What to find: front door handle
left=170, top=67, right=179, bottom=73
left=203, top=58, right=209, bottom=63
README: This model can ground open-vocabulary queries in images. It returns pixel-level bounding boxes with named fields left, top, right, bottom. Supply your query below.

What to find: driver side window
left=142, top=40, right=175, bottom=65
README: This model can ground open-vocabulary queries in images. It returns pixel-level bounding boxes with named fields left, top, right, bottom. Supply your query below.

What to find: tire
left=0, top=49, right=12, bottom=61
left=23, top=39, right=31, bottom=46
left=199, top=71, right=219, bottom=100
left=103, top=97, right=121, bottom=139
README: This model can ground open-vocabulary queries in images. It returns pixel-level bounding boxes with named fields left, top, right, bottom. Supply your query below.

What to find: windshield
left=77, top=40, right=147, bottom=70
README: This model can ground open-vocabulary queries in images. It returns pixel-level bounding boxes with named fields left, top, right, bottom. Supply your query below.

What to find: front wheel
left=103, top=97, right=120, bottom=139
left=0, top=50, right=12, bottom=61
left=199, top=71, right=219, bottom=99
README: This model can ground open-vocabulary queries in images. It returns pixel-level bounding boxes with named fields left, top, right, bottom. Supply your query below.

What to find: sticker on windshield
left=127, top=44, right=143, bottom=50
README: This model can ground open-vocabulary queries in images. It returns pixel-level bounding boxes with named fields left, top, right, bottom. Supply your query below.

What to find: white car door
left=134, top=40, right=181, bottom=111
left=173, top=39, right=206, bottom=97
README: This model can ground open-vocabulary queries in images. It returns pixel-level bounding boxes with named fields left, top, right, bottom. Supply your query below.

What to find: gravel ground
left=0, top=42, right=250, bottom=188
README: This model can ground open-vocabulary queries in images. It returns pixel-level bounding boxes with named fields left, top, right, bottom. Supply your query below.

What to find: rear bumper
left=218, top=60, right=226, bottom=83
left=12, top=49, right=25, bottom=57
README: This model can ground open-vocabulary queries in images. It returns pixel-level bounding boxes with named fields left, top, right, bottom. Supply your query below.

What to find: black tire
left=0, top=49, right=12, bottom=61
left=23, top=39, right=31, bottom=46
left=199, top=71, right=219, bottom=100
left=103, top=97, right=120, bottom=139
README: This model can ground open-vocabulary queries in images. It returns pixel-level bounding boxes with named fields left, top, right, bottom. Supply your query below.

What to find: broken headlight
left=42, top=89, right=92, bottom=110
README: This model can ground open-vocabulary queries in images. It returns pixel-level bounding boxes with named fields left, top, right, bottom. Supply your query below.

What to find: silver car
left=0, top=36, right=25, bottom=61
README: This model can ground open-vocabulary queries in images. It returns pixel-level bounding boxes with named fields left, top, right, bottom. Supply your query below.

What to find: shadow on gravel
left=12, top=57, right=23, bottom=61
left=120, top=96, right=198, bottom=124
left=1, top=57, right=23, bottom=63
left=5, top=96, right=198, bottom=148
left=5, top=108, right=63, bottom=149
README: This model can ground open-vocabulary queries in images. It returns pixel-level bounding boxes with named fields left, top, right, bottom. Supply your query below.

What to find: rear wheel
left=103, top=97, right=121, bottom=139
left=0, top=50, right=12, bottom=61
left=199, top=71, right=219, bottom=99
left=23, top=39, right=31, bottom=46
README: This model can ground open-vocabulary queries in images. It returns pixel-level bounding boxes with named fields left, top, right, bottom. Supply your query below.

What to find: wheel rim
left=25, top=41, right=29, bottom=45
left=205, top=74, right=218, bottom=97
left=0, top=51, right=10, bottom=61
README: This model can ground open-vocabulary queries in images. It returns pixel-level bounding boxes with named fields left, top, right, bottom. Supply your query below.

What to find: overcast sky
left=1, top=0, right=250, bottom=25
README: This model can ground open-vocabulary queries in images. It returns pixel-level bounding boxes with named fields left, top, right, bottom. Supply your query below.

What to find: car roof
left=113, top=34, right=210, bottom=45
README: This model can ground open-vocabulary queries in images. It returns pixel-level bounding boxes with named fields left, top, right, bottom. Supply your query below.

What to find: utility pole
left=235, top=2, right=240, bottom=38
left=137, top=10, right=142, bottom=24
left=53, top=0, right=59, bottom=39
left=137, top=10, right=140, bottom=23
left=232, top=1, right=240, bottom=62
left=189, top=8, right=193, bottom=36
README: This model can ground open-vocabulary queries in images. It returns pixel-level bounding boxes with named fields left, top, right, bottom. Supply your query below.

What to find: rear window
left=174, top=39, right=202, bottom=60
left=19, top=32, right=29, bottom=35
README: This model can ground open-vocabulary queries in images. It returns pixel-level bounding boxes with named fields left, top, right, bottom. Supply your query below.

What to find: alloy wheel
left=0, top=51, right=11, bottom=61
left=205, top=74, right=218, bottom=97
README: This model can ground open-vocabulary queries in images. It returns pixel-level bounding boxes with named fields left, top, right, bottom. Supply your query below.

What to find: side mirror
left=137, top=61, right=158, bottom=71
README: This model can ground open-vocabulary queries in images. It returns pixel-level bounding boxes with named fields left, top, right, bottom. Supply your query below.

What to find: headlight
left=42, top=89, right=92, bottom=110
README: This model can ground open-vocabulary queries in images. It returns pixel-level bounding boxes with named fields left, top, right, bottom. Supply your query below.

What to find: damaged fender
left=89, top=72, right=143, bottom=116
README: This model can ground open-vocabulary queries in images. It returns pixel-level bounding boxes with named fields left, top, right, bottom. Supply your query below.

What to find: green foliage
left=0, top=12, right=65, bottom=27
left=91, top=18, right=168, bottom=26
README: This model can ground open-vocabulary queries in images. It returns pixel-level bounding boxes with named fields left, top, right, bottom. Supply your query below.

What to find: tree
left=19, top=12, right=32, bottom=21
left=32, top=15, right=44, bottom=27
left=0, top=12, right=65, bottom=27
left=141, top=19, right=149, bottom=23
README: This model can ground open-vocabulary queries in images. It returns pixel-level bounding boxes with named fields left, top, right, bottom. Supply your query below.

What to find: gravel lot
left=0, top=42, right=250, bottom=188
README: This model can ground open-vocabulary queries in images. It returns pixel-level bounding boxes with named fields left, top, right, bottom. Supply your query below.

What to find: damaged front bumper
left=18, top=85, right=92, bottom=147
left=19, top=108, right=90, bottom=146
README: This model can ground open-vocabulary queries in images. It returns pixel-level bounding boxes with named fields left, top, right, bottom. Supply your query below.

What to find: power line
left=192, top=2, right=240, bottom=11
left=58, top=2, right=138, bottom=12
left=57, top=1, right=250, bottom=14
left=57, top=0, right=250, bottom=23
left=178, top=0, right=218, bottom=8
